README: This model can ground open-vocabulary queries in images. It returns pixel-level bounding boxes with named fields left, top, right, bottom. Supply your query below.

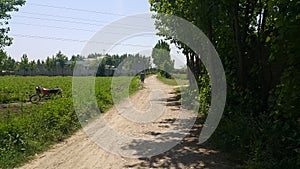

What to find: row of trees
left=0, top=1, right=155, bottom=76
left=95, top=53, right=151, bottom=76
left=18, top=51, right=71, bottom=76
left=0, top=0, right=174, bottom=77
left=0, top=50, right=78, bottom=75
left=0, top=49, right=153, bottom=76
left=149, top=0, right=299, bottom=168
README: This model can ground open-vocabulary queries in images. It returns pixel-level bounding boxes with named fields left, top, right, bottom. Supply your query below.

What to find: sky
left=4, top=0, right=186, bottom=68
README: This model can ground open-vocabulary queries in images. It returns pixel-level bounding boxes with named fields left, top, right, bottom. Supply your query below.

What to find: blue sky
left=4, top=0, right=186, bottom=68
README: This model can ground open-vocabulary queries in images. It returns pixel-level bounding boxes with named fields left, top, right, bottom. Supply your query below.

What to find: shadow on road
left=122, top=91, right=239, bottom=169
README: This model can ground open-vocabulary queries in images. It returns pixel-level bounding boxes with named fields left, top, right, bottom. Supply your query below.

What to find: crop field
left=0, top=76, right=140, bottom=168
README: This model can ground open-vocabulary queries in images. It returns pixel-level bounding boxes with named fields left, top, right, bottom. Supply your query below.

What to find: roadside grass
left=0, top=76, right=140, bottom=169
left=156, top=73, right=188, bottom=86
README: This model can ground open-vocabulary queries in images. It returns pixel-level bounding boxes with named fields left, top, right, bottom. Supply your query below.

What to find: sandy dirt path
left=19, top=75, right=237, bottom=169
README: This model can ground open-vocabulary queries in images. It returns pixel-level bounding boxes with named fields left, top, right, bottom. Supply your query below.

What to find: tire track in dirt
left=19, top=75, right=238, bottom=169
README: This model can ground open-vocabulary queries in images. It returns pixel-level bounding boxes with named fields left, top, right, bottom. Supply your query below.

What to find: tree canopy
left=149, top=0, right=300, bottom=168
left=0, top=0, right=26, bottom=48
left=152, top=40, right=174, bottom=78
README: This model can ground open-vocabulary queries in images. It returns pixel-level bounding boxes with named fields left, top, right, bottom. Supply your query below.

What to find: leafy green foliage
left=149, top=0, right=300, bottom=168
left=55, top=51, right=68, bottom=75
left=197, top=73, right=211, bottom=116
left=0, top=98, right=79, bottom=168
left=0, top=0, right=26, bottom=48
left=0, top=76, right=140, bottom=168
left=152, top=40, right=174, bottom=78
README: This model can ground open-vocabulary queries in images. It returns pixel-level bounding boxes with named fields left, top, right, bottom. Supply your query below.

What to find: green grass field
left=0, top=76, right=140, bottom=168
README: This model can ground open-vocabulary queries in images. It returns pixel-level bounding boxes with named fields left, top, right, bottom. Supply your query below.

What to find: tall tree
left=19, top=54, right=29, bottom=75
left=45, top=56, right=52, bottom=74
left=55, top=51, right=68, bottom=75
left=29, top=60, right=37, bottom=75
left=3, top=56, right=16, bottom=71
left=149, top=0, right=300, bottom=168
left=0, top=49, right=7, bottom=71
left=152, top=40, right=174, bottom=78
left=0, top=0, right=26, bottom=48
left=70, top=54, right=85, bottom=70
left=51, top=56, right=57, bottom=76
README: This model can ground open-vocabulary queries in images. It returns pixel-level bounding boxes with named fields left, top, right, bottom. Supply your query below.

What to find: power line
left=12, top=34, right=154, bottom=48
left=13, top=15, right=104, bottom=27
left=11, top=22, right=97, bottom=32
left=25, top=2, right=151, bottom=20
left=13, top=15, right=152, bottom=30
left=11, top=22, right=153, bottom=36
left=20, top=11, right=112, bottom=23
left=26, top=2, right=134, bottom=17
left=19, top=12, right=148, bottom=27
left=18, top=11, right=149, bottom=28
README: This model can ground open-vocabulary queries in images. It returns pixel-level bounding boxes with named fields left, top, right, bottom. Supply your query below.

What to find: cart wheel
left=30, top=94, right=41, bottom=103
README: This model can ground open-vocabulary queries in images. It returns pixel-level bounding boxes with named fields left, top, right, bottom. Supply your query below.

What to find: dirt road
left=19, top=75, right=236, bottom=169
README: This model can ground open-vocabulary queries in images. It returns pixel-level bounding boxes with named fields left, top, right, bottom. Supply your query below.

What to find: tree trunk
left=258, top=0, right=271, bottom=110
left=233, top=0, right=245, bottom=88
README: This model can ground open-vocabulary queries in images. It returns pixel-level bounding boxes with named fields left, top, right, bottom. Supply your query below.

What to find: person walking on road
left=140, top=72, right=145, bottom=83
